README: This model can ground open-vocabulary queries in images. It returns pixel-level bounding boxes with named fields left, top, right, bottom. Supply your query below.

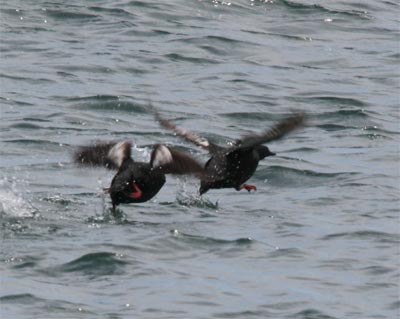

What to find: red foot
left=240, top=184, right=257, bottom=192
left=130, top=183, right=143, bottom=199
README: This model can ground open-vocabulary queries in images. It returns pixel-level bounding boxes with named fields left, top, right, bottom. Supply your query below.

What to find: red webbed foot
left=240, top=184, right=257, bottom=192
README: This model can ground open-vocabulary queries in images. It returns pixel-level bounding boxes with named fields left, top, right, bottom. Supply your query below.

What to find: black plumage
left=74, top=141, right=203, bottom=212
left=156, top=112, right=305, bottom=195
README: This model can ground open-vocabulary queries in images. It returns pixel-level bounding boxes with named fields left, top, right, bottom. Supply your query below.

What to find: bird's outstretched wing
left=74, top=140, right=132, bottom=170
left=155, top=112, right=222, bottom=154
left=233, top=112, right=306, bottom=151
left=150, top=144, right=204, bottom=176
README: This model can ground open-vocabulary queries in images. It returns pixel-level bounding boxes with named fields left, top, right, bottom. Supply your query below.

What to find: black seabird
left=74, top=141, right=203, bottom=212
left=156, top=112, right=305, bottom=195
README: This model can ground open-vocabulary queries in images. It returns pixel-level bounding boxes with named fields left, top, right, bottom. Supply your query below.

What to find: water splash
left=175, top=178, right=219, bottom=209
left=0, top=178, right=37, bottom=218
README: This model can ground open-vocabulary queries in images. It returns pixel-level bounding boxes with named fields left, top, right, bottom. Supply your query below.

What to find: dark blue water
left=1, top=1, right=399, bottom=318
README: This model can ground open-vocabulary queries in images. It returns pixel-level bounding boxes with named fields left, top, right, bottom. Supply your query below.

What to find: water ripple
left=290, top=308, right=337, bottom=319
left=257, top=165, right=354, bottom=187
left=170, top=229, right=253, bottom=247
left=164, top=53, right=219, bottom=64
left=321, top=230, right=400, bottom=244
left=215, top=310, right=271, bottom=318
left=49, top=252, right=128, bottom=277
left=362, top=265, right=396, bottom=275
left=68, top=95, right=149, bottom=113
left=0, top=293, right=92, bottom=316
left=45, top=9, right=99, bottom=21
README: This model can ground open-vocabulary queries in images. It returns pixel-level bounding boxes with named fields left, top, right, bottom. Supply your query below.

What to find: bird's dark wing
left=232, top=112, right=306, bottom=151
left=73, top=140, right=132, bottom=170
left=155, top=112, right=222, bottom=154
left=150, top=144, right=204, bottom=176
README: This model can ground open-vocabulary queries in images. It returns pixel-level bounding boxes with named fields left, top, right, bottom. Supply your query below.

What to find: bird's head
left=256, top=145, right=276, bottom=160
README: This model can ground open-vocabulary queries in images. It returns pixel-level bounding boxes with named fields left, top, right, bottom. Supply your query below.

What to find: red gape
left=130, top=183, right=143, bottom=199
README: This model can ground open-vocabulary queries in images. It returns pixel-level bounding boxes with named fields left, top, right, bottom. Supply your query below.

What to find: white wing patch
left=176, top=126, right=210, bottom=149
left=151, top=144, right=173, bottom=168
left=108, top=141, right=130, bottom=168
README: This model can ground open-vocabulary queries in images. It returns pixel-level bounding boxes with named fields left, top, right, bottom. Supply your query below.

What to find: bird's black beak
left=268, top=151, right=276, bottom=157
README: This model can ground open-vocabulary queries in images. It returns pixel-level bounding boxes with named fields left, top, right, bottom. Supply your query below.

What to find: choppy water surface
left=1, top=1, right=399, bottom=318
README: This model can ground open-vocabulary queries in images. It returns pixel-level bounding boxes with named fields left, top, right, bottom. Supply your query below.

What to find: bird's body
left=156, top=112, right=305, bottom=195
left=199, top=147, right=261, bottom=194
left=108, top=160, right=166, bottom=206
left=74, top=141, right=203, bottom=212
